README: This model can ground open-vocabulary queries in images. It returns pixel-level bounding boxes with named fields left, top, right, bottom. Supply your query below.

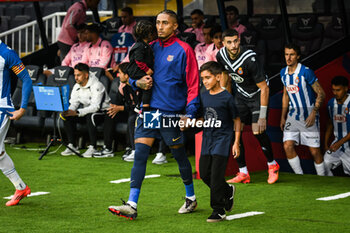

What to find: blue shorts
left=134, top=116, right=185, bottom=146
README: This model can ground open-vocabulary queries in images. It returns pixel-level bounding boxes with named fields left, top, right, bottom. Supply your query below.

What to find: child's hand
left=179, top=116, right=190, bottom=131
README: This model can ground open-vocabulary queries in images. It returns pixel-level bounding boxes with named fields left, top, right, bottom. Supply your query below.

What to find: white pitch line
left=226, top=211, right=265, bottom=220
left=110, top=174, right=161, bottom=184
left=316, top=192, right=350, bottom=201
left=4, top=191, right=50, bottom=200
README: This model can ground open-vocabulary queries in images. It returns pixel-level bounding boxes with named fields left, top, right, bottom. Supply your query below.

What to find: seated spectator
left=82, top=24, right=115, bottom=70
left=118, top=7, right=137, bottom=36
left=204, top=24, right=223, bottom=63
left=324, top=76, right=350, bottom=176
left=225, top=5, right=247, bottom=37
left=57, top=0, right=100, bottom=61
left=60, top=63, right=111, bottom=158
left=61, top=24, right=90, bottom=68
left=184, top=9, right=205, bottom=43
left=195, top=23, right=213, bottom=68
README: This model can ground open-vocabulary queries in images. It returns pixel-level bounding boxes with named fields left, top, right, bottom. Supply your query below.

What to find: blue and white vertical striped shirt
left=280, top=63, right=317, bottom=121
left=327, top=94, right=350, bottom=152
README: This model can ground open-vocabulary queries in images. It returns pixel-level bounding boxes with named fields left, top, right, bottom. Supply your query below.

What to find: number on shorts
left=285, top=122, right=291, bottom=131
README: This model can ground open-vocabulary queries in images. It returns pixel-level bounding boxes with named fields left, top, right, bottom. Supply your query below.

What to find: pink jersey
left=230, top=23, right=247, bottom=37
left=61, top=41, right=90, bottom=68
left=194, top=42, right=210, bottom=68
left=118, top=21, right=137, bottom=35
left=204, top=43, right=219, bottom=63
left=82, top=38, right=115, bottom=69
left=184, top=24, right=205, bottom=43
left=57, top=0, right=87, bottom=46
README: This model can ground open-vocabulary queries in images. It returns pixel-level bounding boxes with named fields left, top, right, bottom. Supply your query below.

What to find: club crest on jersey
left=229, top=73, right=244, bottom=83
left=295, top=76, right=300, bottom=83
left=167, top=55, right=174, bottom=62
left=345, top=107, right=349, bottom=115
left=334, top=114, right=346, bottom=123
left=286, top=85, right=299, bottom=93
left=238, top=67, right=243, bottom=75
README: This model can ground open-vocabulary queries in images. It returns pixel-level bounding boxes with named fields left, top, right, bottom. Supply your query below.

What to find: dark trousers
left=63, top=114, right=97, bottom=147
left=199, top=154, right=232, bottom=211
left=127, top=113, right=137, bottom=150
left=103, top=114, right=117, bottom=150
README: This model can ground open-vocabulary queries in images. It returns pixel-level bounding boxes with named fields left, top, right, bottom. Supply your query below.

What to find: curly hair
left=133, top=20, right=157, bottom=42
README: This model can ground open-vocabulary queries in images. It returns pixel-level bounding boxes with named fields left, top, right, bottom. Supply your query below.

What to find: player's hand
left=9, top=108, right=25, bottom=121
left=232, top=142, right=240, bottom=159
left=280, top=117, right=286, bottom=131
left=257, top=118, right=267, bottom=133
left=179, top=116, right=190, bottom=131
left=329, top=141, right=342, bottom=152
left=107, top=104, right=121, bottom=119
left=63, top=109, right=78, bottom=117
left=137, top=75, right=153, bottom=90
left=305, top=110, right=316, bottom=128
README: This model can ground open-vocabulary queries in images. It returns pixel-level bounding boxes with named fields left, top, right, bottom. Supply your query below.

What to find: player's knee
left=283, top=142, right=294, bottom=153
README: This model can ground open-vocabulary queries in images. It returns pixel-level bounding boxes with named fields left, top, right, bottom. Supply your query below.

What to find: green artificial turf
left=0, top=144, right=349, bottom=233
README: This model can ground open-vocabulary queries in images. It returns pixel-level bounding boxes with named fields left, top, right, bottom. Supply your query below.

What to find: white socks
left=288, top=156, right=304, bottom=174
left=267, top=160, right=277, bottom=166
left=314, top=162, right=326, bottom=176
left=127, top=201, right=137, bottom=209
left=239, top=166, right=248, bottom=174
left=0, top=153, right=26, bottom=190
left=186, top=195, right=196, bottom=201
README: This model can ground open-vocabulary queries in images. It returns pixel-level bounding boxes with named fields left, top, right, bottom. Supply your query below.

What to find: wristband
left=259, top=106, right=267, bottom=119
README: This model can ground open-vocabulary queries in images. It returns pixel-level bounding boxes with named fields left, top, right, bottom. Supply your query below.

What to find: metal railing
left=0, top=11, right=113, bottom=57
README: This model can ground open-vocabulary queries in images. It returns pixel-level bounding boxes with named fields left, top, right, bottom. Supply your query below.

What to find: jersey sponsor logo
left=167, top=55, right=174, bottom=62
left=286, top=85, right=299, bottom=93
left=238, top=67, right=243, bottom=75
left=334, top=114, right=347, bottom=123
left=229, top=73, right=244, bottom=83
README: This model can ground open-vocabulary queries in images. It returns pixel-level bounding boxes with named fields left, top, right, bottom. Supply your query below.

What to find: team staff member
left=0, top=40, right=32, bottom=206
left=108, top=10, right=200, bottom=220
left=217, top=29, right=279, bottom=184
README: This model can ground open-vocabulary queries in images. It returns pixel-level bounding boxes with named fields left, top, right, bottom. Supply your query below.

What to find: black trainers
left=225, top=184, right=236, bottom=212
left=207, top=209, right=226, bottom=222
left=108, top=200, right=137, bottom=220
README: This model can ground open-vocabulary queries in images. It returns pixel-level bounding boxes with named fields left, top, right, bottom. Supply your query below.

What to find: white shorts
left=283, top=115, right=320, bottom=147
left=324, top=147, right=350, bottom=175
left=0, top=113, right=10, bottom=153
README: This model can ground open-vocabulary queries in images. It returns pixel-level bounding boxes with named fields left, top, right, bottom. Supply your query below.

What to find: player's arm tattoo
left=311, top=81, right=325, bottom=112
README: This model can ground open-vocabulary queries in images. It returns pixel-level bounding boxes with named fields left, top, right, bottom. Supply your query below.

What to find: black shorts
left=235, top=94, right=261, bottom=125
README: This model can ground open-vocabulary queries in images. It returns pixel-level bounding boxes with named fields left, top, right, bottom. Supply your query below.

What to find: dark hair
left=210, top=24, right=222, bottom=38
left=76, top=23, right=87, bottom=31
left=86, top=23, right=101, bottom=34
left=331, top=76, right=349, bottom=87
left=134, top=20, right=157, bottom=41
left=225, top=5, right=239, bottom=15
left=285, top=43, right=301, bottom=56
left=200, top=61, right=223, bottom=75
left=121, top=7, right=133, bottom=16
left=222, top=29, right=239, bottom=39
left=118, top=62, right=129, bottom=74
left=191, top=9, right=204, bottom=16
left=157, top=9, right=178, bottom=23
left=74, top=63, right=89, bottom=73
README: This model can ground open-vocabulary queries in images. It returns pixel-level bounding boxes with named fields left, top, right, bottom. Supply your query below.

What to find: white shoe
left=152, top=153, right=168, bottom=164
left=93, top=146, right=114, bottom=158
left=122, top=147, right=132, bottom=159
left=61, top=143, right=79, bottom=156
left=124, top=150, right=135, bottom=162
left=82, top=145, right=97, bottom=158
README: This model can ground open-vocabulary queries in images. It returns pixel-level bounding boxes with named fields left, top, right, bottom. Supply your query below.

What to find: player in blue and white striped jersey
left=324, top=76, right=350, bottom=176
left=0, top=40, right=32, bottom=206
left=280, top=43, right=326, bottom=176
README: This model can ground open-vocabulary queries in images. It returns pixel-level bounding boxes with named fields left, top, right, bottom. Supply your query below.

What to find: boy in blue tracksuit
left=199, top=61, right=241, bottom=222
left=108, top=10, right=200, bottom=219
